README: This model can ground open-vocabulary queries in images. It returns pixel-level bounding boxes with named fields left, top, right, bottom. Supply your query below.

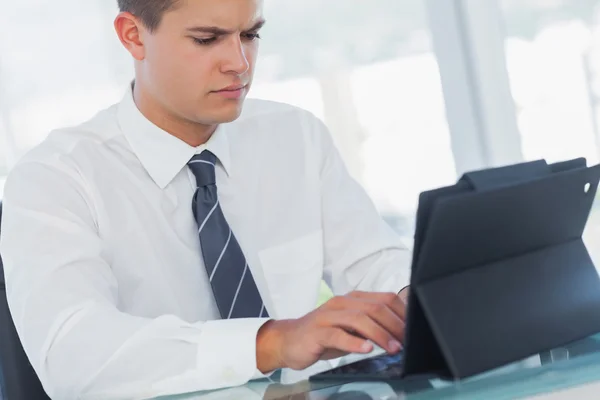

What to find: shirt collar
left=117, top=82, right=231, bottom=189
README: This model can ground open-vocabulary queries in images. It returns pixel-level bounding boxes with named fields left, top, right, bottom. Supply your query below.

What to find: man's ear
left=114, top=12, right=146, bottom=61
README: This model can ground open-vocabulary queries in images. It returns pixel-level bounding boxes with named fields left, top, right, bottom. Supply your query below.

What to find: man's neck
left=132, top=82, right=217, bottom=147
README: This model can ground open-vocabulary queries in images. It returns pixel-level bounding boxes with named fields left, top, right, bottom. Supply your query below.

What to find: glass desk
left=159, top=334, right=600, bottom=400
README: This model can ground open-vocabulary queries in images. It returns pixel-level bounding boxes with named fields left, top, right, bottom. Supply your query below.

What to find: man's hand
left=257, top=291, right=408, bottom=373
left=398, top=286, right=410, bottom=304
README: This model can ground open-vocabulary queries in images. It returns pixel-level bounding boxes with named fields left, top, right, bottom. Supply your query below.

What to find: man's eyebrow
left=247, top=19, right=266, bottom=32
left=186, top=19, right=266, bottom=35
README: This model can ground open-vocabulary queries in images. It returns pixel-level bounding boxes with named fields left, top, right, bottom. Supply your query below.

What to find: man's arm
left=0, top=161, right=269, bottom=399
left=251, top=115, right=415, bottom=375
left=310, top=116, right=412, bottom=296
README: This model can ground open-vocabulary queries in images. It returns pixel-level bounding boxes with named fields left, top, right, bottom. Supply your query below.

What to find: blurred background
left=2, top=0, right=600, bottom=249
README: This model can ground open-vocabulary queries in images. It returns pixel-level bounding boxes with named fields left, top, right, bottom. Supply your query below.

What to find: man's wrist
left=256, top=319, right=287, bottom=373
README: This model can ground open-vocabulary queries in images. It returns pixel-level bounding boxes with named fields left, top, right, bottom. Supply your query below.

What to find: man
left=0, top=0, right=412, bottom=398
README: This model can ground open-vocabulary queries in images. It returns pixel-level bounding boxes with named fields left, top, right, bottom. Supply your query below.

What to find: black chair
left=0, top=201, right=50, bottom=399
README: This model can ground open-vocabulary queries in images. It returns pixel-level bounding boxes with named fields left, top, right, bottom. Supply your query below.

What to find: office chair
left=0, top=201, right=51, bottom=399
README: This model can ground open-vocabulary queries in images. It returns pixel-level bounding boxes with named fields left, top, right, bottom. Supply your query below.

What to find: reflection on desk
left=157, top=334, right=600, bottom=400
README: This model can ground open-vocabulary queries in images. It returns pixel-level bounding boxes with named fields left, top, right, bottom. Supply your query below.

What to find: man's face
left=138, top=0, right=264, bottom=125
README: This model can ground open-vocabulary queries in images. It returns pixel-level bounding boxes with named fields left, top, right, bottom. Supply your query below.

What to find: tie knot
left=188, top=151, right=218, bottom=187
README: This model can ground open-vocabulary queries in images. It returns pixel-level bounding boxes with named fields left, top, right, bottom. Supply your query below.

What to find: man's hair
left=117, top=0, right=179, bottom=32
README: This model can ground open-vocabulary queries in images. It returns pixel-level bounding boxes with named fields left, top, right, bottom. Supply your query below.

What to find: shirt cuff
left=251, top=364, right=276, bottom=381
left=195, top=318, right=272, bottom=387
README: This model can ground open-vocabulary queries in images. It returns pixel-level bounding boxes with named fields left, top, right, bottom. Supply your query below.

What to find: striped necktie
left=188, top=150, right=269, bottom=319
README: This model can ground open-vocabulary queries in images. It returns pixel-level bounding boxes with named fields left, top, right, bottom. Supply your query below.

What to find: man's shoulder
left=13, top=104, right=121, bottom=169
left=3, top=104, right=123, bottom=197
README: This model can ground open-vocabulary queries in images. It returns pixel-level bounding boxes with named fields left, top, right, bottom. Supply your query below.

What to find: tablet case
left=401, top=158, right=600, bottom=379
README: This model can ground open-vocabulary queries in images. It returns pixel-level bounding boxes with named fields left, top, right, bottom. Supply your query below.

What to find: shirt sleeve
left=308, top=115, right=412, bottom=296
left=0, top=160, right=270, bottom=399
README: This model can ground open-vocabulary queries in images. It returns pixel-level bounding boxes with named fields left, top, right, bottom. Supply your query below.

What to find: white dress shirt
left=0, top=84, right=411, bottom=399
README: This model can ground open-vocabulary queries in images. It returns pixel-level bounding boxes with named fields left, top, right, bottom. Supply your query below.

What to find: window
left=502, top=0, right=600, bottom=165
left=251, top=0, right=455, bottom=241
left=501, top=0, right=600, bottom=260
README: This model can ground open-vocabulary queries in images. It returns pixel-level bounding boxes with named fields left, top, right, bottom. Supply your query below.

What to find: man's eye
left=243, top=33, right=261, bottom=41
left=193, top=37, right=217, bottom=46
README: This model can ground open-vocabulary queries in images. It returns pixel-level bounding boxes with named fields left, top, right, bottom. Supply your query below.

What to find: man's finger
left=326, top=296, right=405, bottom=341
left=347, top=291, right=407, bottom=321
left=398, top=287, right=410, bottom=305
left=318, top=327, right=374, bottom=355
left=323, top=310, right=402, bottom=354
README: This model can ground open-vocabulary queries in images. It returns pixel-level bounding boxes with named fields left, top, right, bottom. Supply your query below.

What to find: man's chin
left=206, top=103, right=245, bottom=124
left=219, top=111, right=243, bottom=124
